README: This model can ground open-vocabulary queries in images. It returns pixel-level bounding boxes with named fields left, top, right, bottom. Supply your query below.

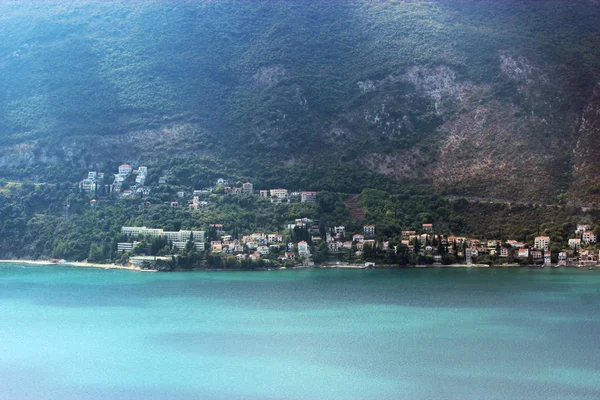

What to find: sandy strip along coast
left=0, top=260, right=156, bottom=272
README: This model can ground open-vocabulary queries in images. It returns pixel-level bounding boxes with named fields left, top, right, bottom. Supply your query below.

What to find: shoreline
left=0, top=259, right=156, bottom=272
left=0, top=259, right=594, bottom=272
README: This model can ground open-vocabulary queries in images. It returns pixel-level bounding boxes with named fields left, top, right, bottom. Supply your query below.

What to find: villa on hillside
left=534, top=236, right=550, bottom=250
left=583, top=231, right=597, bottom=244
left=363, top=225, right=376, bottom=237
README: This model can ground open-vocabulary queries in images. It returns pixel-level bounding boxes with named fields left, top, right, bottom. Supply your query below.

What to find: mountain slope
left=1, top=1, right=599, bottom=202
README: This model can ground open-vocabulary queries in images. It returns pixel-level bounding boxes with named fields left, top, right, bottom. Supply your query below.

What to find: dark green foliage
left=1, top=1, right=599, bottom=197
left=2, top=177, right=595, bottom=265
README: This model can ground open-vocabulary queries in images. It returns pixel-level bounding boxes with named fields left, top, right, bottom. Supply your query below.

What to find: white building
left=364, top=225, right=376, bottom=237
left=121, top=227, right=204, bottom=243
left=298, top=241, right=310, bottom=257
left=122, top=227, right=162, bottom=236
left=268, top=234, right=283, bottom=243
left=465, top=248, right=473, bottom=265
left=270, top=189, right=289, bottom=199
left=172, top=242, right=187, bottom=251
left=558, top=252, right=567, bottom=266
left=117, top=242, right=134, bottom=252
left=518, top=248, right=529, bottom=258
left=544, top=250, right=552, bottom=266
left=80, top=178, right=97, bottom=193
left=257, top=245, right=270, bottom=255
left=138, top=166, right=148, bottom=176
left=334, top=226, right=346, bottom=236
left=534, top=236, right=550, bottom=250
left=569, top=238, right=582, bottom=248
left=576, top=224, right=591, bottom=235
left=583, top=231, right=597, bottom=245
left=118, top=164, right=132, bottom=176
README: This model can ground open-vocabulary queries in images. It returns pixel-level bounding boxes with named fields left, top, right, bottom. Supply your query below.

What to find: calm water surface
left=1, top=264, right=599, bottom=400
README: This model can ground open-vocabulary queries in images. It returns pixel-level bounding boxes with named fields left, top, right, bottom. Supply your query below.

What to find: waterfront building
left=558, top=252, right=567, bottom=266
left=518, top=248, right=529, bottom=258
left=544, top=250, right=552, bottom=266
left=465, top=248, right=473, bottom=265
left=298, top=241, right=310, bottom=257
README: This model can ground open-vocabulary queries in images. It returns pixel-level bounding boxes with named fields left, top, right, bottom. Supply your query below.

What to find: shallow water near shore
left=1, top=264, right=599, bottom=400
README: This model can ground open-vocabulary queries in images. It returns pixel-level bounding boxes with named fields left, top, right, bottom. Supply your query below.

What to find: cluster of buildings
left=119, top=226, right=205, bottom=252
left=258, top=189, right=318, bottom=204
left=323, top=224, right=388, bottom=255
left=79, top=171, right=107, bottom=195
left=321, top=222, right=599, bottom=267
left=109, top=218, right=600, bottom=268
left=163, top=178, right=320, bottom=209
left=396, top=223, right=599, bottom=267
left=556, top=224, right=598, bottom=267
left=172, top=184, right=318, bottom=210
left=80, top=164, right=151, bottom=198
left=207, top=218, right=322, bottom=262
left=212, top=179, right=254, bottom=195
left=203, top=179, right=317, bottom=204
left=81, top=168, right=320, bottom=212
left=210, top=232, right=295, bottom=262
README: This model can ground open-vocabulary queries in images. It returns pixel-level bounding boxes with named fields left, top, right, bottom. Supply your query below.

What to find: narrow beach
left=0, top=259, right=155, bottom=272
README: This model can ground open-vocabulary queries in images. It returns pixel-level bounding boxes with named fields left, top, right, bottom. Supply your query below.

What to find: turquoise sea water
left=1, top=264, right=599, bottom=400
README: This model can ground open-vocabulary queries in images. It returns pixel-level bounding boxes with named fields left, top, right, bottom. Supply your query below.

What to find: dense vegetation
left=1, top=1, right=600, bottom=202
left=2, top=175, right=598, bottom=267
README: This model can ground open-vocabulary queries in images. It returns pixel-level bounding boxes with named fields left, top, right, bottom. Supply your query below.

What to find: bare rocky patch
left=253, top=65, right=287, bottom=88
left=400, top=66, right=476, bottom=114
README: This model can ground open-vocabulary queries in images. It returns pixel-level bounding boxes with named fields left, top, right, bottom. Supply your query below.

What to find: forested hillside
left=1, top=1, right=600, bottom=202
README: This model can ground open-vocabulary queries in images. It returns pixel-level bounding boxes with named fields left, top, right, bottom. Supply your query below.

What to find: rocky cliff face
left=325, top=51, right=582, bottom=201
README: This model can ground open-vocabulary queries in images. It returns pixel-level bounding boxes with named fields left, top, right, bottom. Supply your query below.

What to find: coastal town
left=79, top=163, right=600, bottom=270
left=117, top=221, right=599, bottom=270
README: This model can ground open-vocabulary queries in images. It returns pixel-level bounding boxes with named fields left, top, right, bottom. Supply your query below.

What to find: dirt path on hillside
left=344, top=194, right=365, bottom=220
